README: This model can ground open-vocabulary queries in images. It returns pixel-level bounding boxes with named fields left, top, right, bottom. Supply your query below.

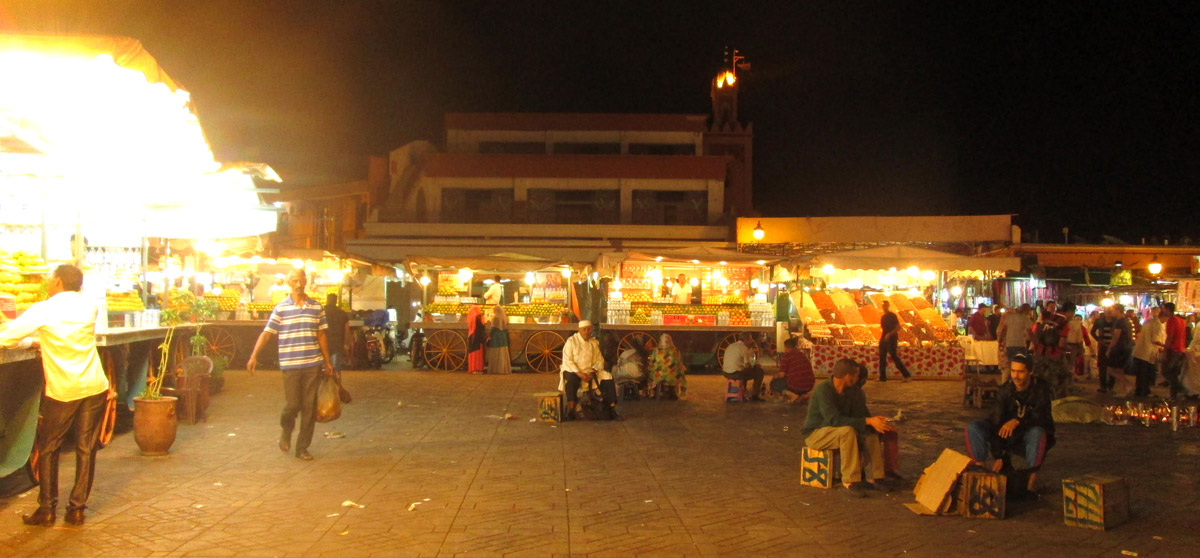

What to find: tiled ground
left=2, top=363, right=1198, bottom=557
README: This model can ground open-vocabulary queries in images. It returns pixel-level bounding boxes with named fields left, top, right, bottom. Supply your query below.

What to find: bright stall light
left=757, top=283, right=769, bottom=294
left=906, top=266, right=920, bottom=278
left=1118, top=295, right=1134, bottom=306
left=921, top=270, right=937, bottom=282
left=458, top=268, right=473, bottom=282
left=524, top=272, right=535, bottom=286
left=418, top=276, right=431, bottom=287
left=292, top=259, right=305, bottom=269
left=1100, top=298, right=1114, bottom=307
left=822, top=264, right=835, bottom=275
left=612, top=279, right=623, bottom=291
left=560, top=268, right=571, bottom=278
left=689, top=278, right=699, bottom=287
left=950, top=285, right=964, bottom=297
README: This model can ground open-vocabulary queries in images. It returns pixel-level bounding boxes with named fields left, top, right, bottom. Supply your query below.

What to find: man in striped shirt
left=247, top=269, right=333, bottom=461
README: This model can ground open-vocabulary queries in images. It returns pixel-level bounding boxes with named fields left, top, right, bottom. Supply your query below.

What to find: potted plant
left=162, top=289, right=217, bottom=325
left=132, top=327, right=179, bottom=456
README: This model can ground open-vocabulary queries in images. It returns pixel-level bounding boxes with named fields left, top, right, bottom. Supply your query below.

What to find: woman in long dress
left=648, top=333, right=687, bottom=399
left=486, top=305, right=512, bottom=374
left=466, top=305, right=486, bottom=373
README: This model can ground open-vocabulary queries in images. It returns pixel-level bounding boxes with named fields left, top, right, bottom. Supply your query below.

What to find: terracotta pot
left=132, top=396, right=178, bottom=456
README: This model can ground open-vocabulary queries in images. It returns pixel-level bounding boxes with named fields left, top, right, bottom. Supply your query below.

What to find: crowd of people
left=961, top=298, right=1199, bottom=400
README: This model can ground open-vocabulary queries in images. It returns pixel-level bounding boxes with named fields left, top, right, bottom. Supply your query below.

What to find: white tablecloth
left=958, top=337, right=999, bottom=366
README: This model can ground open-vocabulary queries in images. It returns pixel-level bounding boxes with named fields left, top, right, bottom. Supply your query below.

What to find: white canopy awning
left=807, top=246, right=1021, bottom=272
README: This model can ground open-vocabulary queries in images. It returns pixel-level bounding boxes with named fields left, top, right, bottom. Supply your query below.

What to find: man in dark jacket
left=964, top=352, right=1055, bottom=492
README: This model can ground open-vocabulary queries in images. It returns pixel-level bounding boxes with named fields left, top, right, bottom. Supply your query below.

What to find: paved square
left=2, top=366, right=1198, bottom=557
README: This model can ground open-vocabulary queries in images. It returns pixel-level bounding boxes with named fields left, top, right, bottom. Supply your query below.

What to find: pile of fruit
left=0, top=251, right=50, bottom=313
left=0, top=251, right=50, bottom=275
left=624, top=292, right=653, bottom=303
left=106, top=291, right=145, bottom=312
left=248, top=302, right=276, bottom=313
left=204, top=293, right=240, bottom=311
left=426, top=303, right=468, bottom=314
left=630, top=307, right=650, bottom=324
left=505, top=303, right=566, bottom=317
left=437, top=285, right=459, bottom=296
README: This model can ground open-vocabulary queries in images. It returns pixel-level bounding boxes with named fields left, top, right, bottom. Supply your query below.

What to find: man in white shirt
left=671, top=274, right=693, bottom=305
left=723, top=332, right=765, bottom=401
left=1130, top=309, right=1166, bottom=398
left=0, top=265, right=110, bottom=527
left=483, top=276, right=504, bottom=306
left=559, top=320, right=620, bottom=420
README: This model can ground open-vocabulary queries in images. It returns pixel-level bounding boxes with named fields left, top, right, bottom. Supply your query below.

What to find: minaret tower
left=705, top=48, right=754, bottom=217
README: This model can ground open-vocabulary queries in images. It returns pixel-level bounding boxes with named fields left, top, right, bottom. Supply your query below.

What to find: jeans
left=878, top=338, right=911, bottom=380
left=329, top=351, right=343, bottom=373
left=34, top=391, right=108, bottom=511
left=281, top=366, right=322, bottom=453
left=964, top=419, right=1048, bottom=470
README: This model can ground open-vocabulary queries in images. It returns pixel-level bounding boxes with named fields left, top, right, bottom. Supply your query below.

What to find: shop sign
left=1109, top=269, right=1132, bottom=287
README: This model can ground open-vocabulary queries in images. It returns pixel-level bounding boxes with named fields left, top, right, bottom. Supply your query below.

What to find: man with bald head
left=248, top=269, right=334, bottom=461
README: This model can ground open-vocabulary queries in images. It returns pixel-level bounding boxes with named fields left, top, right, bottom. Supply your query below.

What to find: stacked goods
left=819, top=308, right=845, bottom=325
left=426, top=303, right=468, bottom=314
left=0, top=272, right=46, bottom=312
left=866, top=293, right=888, bottom=308
left=505, top=303, right=566, bottom=317
left=436, top=285, right=458, bottom=296
left=106, top=291, right=145, bottom=312
left=848, top=324, right=876, bottom=344
left=203, top=293, right=239, bottom=311
left=830, top=290, right=865, bottom=324
left=888, top=293, right=918, bottom=313
left=910, top=296, right=933, bottom=310
left=0, top=251, right=50, bottom=275
left=248, top=302, right=276, bottom=313
left=829, top=324, right=856, bottom=344
left=859, top=304, right=883, bottom=324
left=798, top=305, right=825, bottom=325
left=809, top=291, right=837, bottom=312
left=868, top=324, right=883, bottom=341
left=630, top=306, right=649, bottom=324
left=625, top=291, right=653, bottom=303
left=897, top=327, right=919, bottom=346
left=918, top=308, right=956, bottom=341
left=703, top=294, right=746, bottom=305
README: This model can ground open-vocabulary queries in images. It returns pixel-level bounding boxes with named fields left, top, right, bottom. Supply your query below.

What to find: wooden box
left=958, top=471, right=1006, bottom=519
left=1062, top=474, right=1129, bottom=530
left=534, top=392, right=562, bottom=423
left=799, top=447, right=841, bottom=489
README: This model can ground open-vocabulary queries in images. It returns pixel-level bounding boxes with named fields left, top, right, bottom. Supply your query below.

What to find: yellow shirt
left=0, top=291, right=109, bottom=402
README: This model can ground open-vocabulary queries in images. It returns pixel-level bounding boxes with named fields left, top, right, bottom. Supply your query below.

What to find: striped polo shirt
left=264, top=295, right=329, bottom=370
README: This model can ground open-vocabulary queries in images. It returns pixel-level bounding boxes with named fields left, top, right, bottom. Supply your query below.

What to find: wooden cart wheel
left=424, top=330, right=467, bottom=371
left=618, top=331, right=657, bottom=354
left=202, top=326, right=240, bottom=366
left=524, top=330, right=565, bottom=373
left=716, top=333, right=759, bottom=369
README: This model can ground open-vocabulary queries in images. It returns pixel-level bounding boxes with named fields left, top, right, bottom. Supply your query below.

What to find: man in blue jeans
left=964, top=352, right=1055, bottom=492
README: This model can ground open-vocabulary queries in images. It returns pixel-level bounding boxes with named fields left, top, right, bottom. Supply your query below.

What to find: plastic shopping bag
left=315, top=374, right=342, bottom=423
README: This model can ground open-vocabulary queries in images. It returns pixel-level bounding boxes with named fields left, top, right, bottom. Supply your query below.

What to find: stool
left=618, top=381, right=640, bottom=401
left=725, top=378, right=747, bottom=402
left=534, top=392, right=562, bottom=423
left=799, top=447, right=841, bottom=489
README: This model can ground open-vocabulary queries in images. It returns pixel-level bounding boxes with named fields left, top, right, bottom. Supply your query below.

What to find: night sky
left=5, top=1, right=1198, bottom=243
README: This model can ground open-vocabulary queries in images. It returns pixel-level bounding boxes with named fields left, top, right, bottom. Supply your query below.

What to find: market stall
left=600, top=247, right=781, bottom=369
left=0, top=34, right=279, bottom=491
left=792, top=246, right=1021, bottom=379
left=413, top=257, right=583, bottom=372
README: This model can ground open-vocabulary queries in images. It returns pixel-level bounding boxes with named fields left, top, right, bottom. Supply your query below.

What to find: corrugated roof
left=445, top=113, right=709, bottom=133
left=423, top=154, right=728, bottom=180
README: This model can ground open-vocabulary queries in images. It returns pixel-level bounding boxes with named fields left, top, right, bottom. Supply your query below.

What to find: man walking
left=967, top=303, right=992, bottom=340
left=996, top=303, right=1032, bottom=383
left=878, top=301, right=912, bottom=382
left=0, top=265, right=109, bottom=526
left=247, top=269, right=334, bottom=461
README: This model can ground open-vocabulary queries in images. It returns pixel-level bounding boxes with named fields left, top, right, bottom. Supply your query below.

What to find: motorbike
left=379, top=325, right=397, bottom=364
left=363, top=327, right=385, bottom=369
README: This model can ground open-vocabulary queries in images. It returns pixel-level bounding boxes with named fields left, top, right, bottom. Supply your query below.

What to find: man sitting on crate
left=559, top=320, right=621, bottom=421
left=964, top=352, right=1056, bottom=492
left=723, top=332, right=765, bottom=401
left=801, top=358, right=897, bottom=497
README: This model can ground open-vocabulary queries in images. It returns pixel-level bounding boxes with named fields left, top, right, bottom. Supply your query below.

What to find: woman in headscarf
left=486, top=304, right=512, bottom=374
left=648, top=333, right=687, bottom=399
left=466, top=305, right=486, bottom=373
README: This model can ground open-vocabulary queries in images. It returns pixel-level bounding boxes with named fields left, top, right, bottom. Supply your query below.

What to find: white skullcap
left=578, top=320, right=592, bottom=328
